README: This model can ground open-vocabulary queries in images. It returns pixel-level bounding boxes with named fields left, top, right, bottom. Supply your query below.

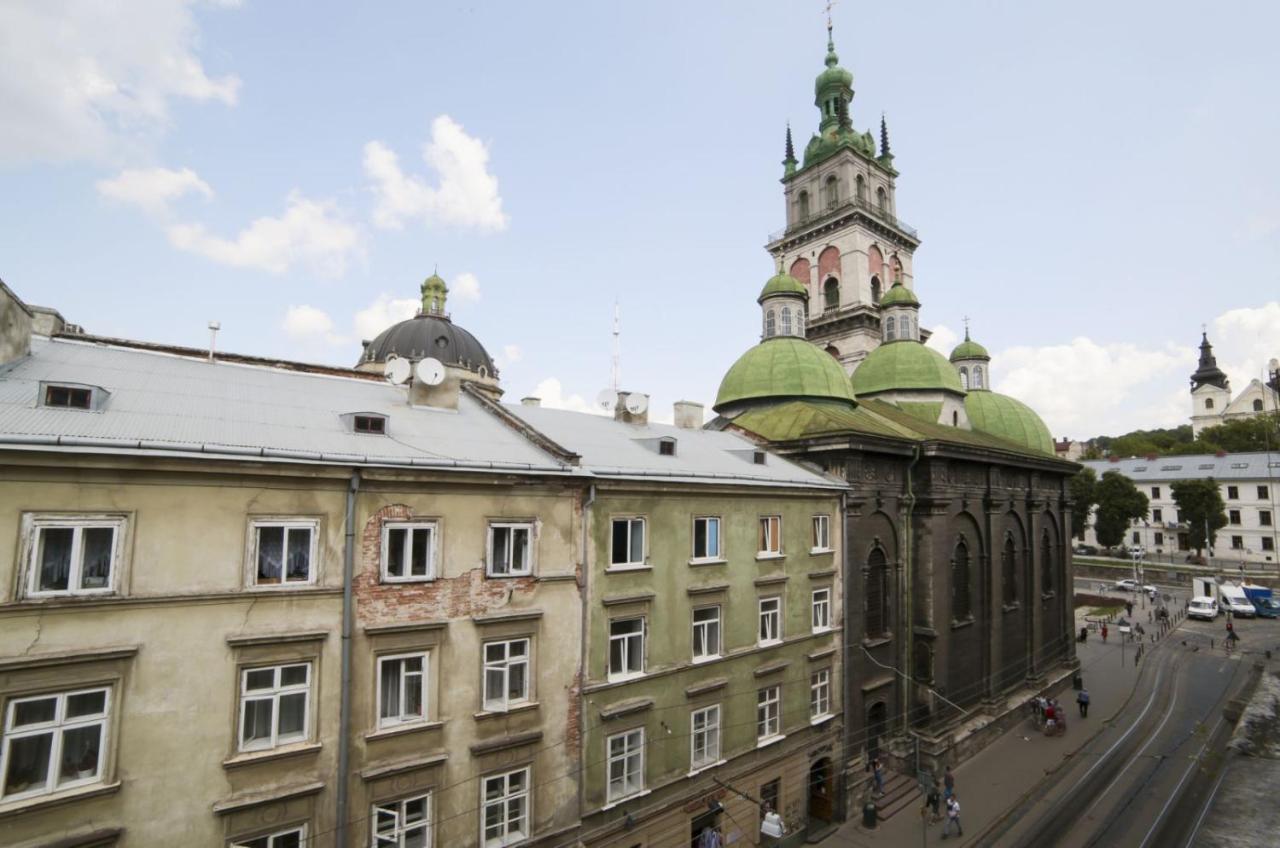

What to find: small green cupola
left=420, top=270, right=448, bottom=316
left=949, top=325, right=991, bottom=391
left=814, top=28, right=854, bottom=133
left=758, top=263, right=808, bottom=340
left=879, top=279, right=921, bottom=343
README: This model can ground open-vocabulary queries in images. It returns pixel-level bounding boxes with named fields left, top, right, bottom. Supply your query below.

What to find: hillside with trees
left=1081, top=412, right=1280, bottom=459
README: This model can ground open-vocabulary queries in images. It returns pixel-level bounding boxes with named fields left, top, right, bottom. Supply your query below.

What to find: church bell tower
left=766, top=23, right=920, bottom=373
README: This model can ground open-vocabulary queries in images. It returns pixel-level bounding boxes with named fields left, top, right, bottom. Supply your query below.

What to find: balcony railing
left=767, top=195, right=918, bottom=244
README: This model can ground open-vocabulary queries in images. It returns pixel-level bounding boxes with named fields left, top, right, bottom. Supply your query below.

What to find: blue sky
left=2, top=0, right=1278, bottom=438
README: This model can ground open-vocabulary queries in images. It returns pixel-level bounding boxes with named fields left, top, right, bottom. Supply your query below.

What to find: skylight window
left=354, top=415, right=387, bottom=434
left=658, top=438, right=676, bottom=456
left=41, top=384, right=98, bottom=410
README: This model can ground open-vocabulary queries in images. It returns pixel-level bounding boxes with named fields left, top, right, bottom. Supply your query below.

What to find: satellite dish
left=596, top=389, right=619, bottom=411
left=624, top=393, right=648, bottom=415
left=384, top=356, right=411, bottom=384
left=415, top=357, right=446, bottom=386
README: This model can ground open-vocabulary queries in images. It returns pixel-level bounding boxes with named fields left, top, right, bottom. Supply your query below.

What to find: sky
left=2, top=0, right=1278, bottom=440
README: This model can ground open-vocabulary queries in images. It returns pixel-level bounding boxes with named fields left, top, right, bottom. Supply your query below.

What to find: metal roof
left=1083, top=452, right=1280, bottom=482
left=505, top=404, right=845, bottom=489
left=0, top=336, right=566, bottom=472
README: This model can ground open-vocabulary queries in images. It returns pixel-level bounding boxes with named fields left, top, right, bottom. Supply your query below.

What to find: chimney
left=521, top=396, right=541, bottom=407
left=0, top=280, right=34, bottom=367
left=673, top=400, right=704, bottom=430
left=614, top=391, right=649, bottom=426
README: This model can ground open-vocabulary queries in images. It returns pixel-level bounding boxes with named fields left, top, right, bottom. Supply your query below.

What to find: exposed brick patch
left=564, top=668, right=582, bottom=760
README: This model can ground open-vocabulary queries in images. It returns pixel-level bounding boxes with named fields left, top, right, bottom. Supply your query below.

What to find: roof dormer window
left=343, top=412, right=389, bottom=435
left=659, top=438, right=676, bottom=456
left=40, top=382, right=106, bottom=411
left=754, top=451, right=767, bottom=465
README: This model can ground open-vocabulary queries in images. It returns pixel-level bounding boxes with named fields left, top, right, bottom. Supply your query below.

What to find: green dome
left=815, top=39, right=853, bottom=98
left=715, top=337, right=855, bottom=412
left=965, top=390, right=1054, bottom=455
left=879, top=281, right=919, bottom=308
left=851, top=341, right=965, bottom=396
left=758, top=271, right=808, bottom=302
left=949, top=337, right=990, bottom=362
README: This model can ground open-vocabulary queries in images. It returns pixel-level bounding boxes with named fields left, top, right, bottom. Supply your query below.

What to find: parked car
left=1074, top=544, right=1098, bottom=555
left=1188, top=597, right=1220, bottom=620
left=1250, top=596, right=1280, bottom=619
left=1114, top=579, right=1139, bottom=591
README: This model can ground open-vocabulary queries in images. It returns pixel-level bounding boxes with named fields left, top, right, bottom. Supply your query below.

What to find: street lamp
left=1266, top=358, right=1279, bottom=576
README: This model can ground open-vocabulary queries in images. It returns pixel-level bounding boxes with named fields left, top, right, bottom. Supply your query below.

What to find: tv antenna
left=415, top=357, right=446, bottom=386
left=611, top=300, right=621, bottom=392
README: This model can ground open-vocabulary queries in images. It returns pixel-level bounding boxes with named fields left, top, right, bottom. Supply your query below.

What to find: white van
left=1219, top=583, right=1257, bottom=618
left=1188, top=596, right=1219, bottom=620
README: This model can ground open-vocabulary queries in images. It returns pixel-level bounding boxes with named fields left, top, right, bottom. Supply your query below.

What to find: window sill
left=811, top=713, right=835, bottom=727
left=381, top=576, right=437, bottom=585
left=23, top=590, right=120, bottom=602
left=223, top=741, right=321, bottom=770
left=756, top=733, right=787, bottom=750
left=601, top=787, right=652, bottom=811
left=607, top=671, right=647, bottom=684
left=757, top=639, right=783, bottom=649
left=365, top=719, right=445, bottom=741
left=0, top=780, right=121, bottom=820
left=604, top=564, right=652, bottom=574
left=812, top=626, right=832, bottom=636
left=688, top=557, right=728, bottom=567
left=691, top=654, right=722, bottom=665
left=755, top=553, right=785, bottom=562
left=687, top=758, right=727, bottom=778
left=245, top=583, right=322, bottom=593
left=809, top=547, right=835, bottom=556
left=474, top=701, right=539, bottom=721
left=863, top=635, right=892, bottom=648
left=485, top=571, right=534, bottom=580
left=951, top=617, right=975, bottom=631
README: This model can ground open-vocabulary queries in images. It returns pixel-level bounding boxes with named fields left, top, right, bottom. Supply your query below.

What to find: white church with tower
left=1189, top=331, right=1280, bottom=436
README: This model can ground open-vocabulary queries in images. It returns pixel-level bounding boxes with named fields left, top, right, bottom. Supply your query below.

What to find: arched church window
left=1041, top=529, right=1054, bottom=594
left=1002, top=533, right=1018, bottom=606
left=866, top=547, right=888, bottom=637
left=765, top=309, right=776, bottom=337
left=825, top=344, right=840, bottom=360
left=885, top=316, right=897, bottom=341
left=974, top=366, right=984, bottom=389
left=952, top=536, right=971, bottom=621
left=870, top=275, right=881, bottom=303
left=823, top=278, right=839, bottom=312
left=960, top=368, right=969, bottom=391
left=856, top=174, right=866, bottom=201
left=780, top=306, right=792, bottom=336
left=797, top=191, right=810, bottom=221
left=877, top=186, right=887, bottom=210
left=795, top=310, right=805, bottom=336
left=1205, top=398, right=1214, bottom=409
left=953, top=410, right=959, bottom=426
left=825, top=175, right=839, bottom=209
left=1253, top=399, right=1264, bottom=412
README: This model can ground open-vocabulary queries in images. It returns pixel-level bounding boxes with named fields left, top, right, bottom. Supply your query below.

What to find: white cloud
left=924, top=323, right=958, bottom=355
left=364, top=115, right=508, bottom=231
left=1211, top=302, right=1280, bottom=386
left=165, top=192, right=363, bottom=276
left=282, top=304, right=345, bottom=346
left=495, top=344, right=523, bottom=370
left=453, top=271, right=482, bottom=302
left=0, top=1, right=240, bottom=164
left=96, top=166, right=212, bottom=215
left=530, top=378, right=605, bottom=415
left=354, top=293, right=419, bottom=342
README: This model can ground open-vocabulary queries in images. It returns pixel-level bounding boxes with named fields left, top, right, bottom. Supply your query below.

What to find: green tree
left=1171, top=478, right=1228, bottom=555
left=1196, top=413, right=1280, bottom=453
left=1093, top=470, right=1149, bottom=548
left=1066, top=467, right=1098, bottom=540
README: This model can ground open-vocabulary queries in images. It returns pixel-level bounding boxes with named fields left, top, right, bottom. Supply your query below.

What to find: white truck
left=1218, top=582, right=1257, bottom=618
left=1192, top=576, right=1216, bottom=599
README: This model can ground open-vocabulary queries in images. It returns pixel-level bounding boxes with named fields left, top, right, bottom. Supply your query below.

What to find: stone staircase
left=873, top=770, right=923, bottom=822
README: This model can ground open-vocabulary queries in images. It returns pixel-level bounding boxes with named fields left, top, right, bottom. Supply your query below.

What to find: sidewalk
left=824, top=609, right=1160, bottom=847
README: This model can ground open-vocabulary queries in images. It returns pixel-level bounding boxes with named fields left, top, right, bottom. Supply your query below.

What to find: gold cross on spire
left=825, top=0, right=837, bottom=31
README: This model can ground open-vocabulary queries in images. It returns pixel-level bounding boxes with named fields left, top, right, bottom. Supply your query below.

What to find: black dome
left=359, top=314, right=496, bottom=375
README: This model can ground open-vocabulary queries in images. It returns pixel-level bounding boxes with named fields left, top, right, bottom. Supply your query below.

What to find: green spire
left=878, top=113, right=895, bottom=168
left=783, top=123, right=797, bottom=177
left=421, top=269, right=448, bottom=316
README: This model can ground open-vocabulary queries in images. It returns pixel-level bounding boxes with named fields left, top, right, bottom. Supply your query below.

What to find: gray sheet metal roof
left=0, top=336, right=569, bottom=472
left=506, top=404, right=844, bottom=489
left=1083, top=453, right=1280, bottom=482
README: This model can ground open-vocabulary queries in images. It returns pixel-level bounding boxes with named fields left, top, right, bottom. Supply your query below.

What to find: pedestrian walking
left=942, top=796, right=963, bottom=839
left=871, top=756, right=884, bottom=796
left=1077, top=688, right=1090, bottom=717
left=926, top=780, right=942, bottom=822
left=1126, top=601, right=1133, bottom=617
left=1101, top=623, right=1108, bottom=642
left=943, top=765, right=955, bottom=800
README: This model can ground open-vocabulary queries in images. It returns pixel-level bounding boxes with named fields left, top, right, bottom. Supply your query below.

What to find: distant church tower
left=1189, top=332, right=1231, bottom=436
left=766, top=23, right=920, bottom=373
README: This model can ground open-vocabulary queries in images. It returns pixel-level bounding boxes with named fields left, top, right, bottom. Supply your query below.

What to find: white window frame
left=811, top=514, right=831, bottom=552
left=376, top=652, right=429, bottom=729
left=482, top=638, right=531, bottom=712
left=691, top=605, right=721, bottom=662
left=23, top=515, right=125, bottom=598
left=606, top=728, right=645, bottom=804
left=757, top=685, right=782, bottom=744
left=608, top=617, right=646, bottom=681
left=610, top=517, right=647, bottom=568
left=811, top=588, right=832, bottom=633
left=381, top=521, right=438, bottom=582
left=249, top=518, right=319, bottom=588
left=481, top=767, right=530, bottom=848
left=691, top=516, right=722, bottom=561
left=758, top=515, right=783, bottom=557
left=230, top=825, right=310, bottom=848
left=373, top=793, right=432, bottom=847
left=758, top=597, right=782, bottom=646
left=1, top=687, right=111, bottom=802
left=690, top=705, right=721, bottom=772
left=487, top=522, right=534, bottom=577
left=237, top=662, right=311, bottom=753
left=810, top=669, right=832, bottom=722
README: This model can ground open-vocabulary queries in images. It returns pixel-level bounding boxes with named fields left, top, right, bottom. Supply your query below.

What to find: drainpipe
left=901, top=445, right=921, bottom=734
left=336, top=469, right=361, bottom=848
left=576, top=483, right=596, bottom=826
